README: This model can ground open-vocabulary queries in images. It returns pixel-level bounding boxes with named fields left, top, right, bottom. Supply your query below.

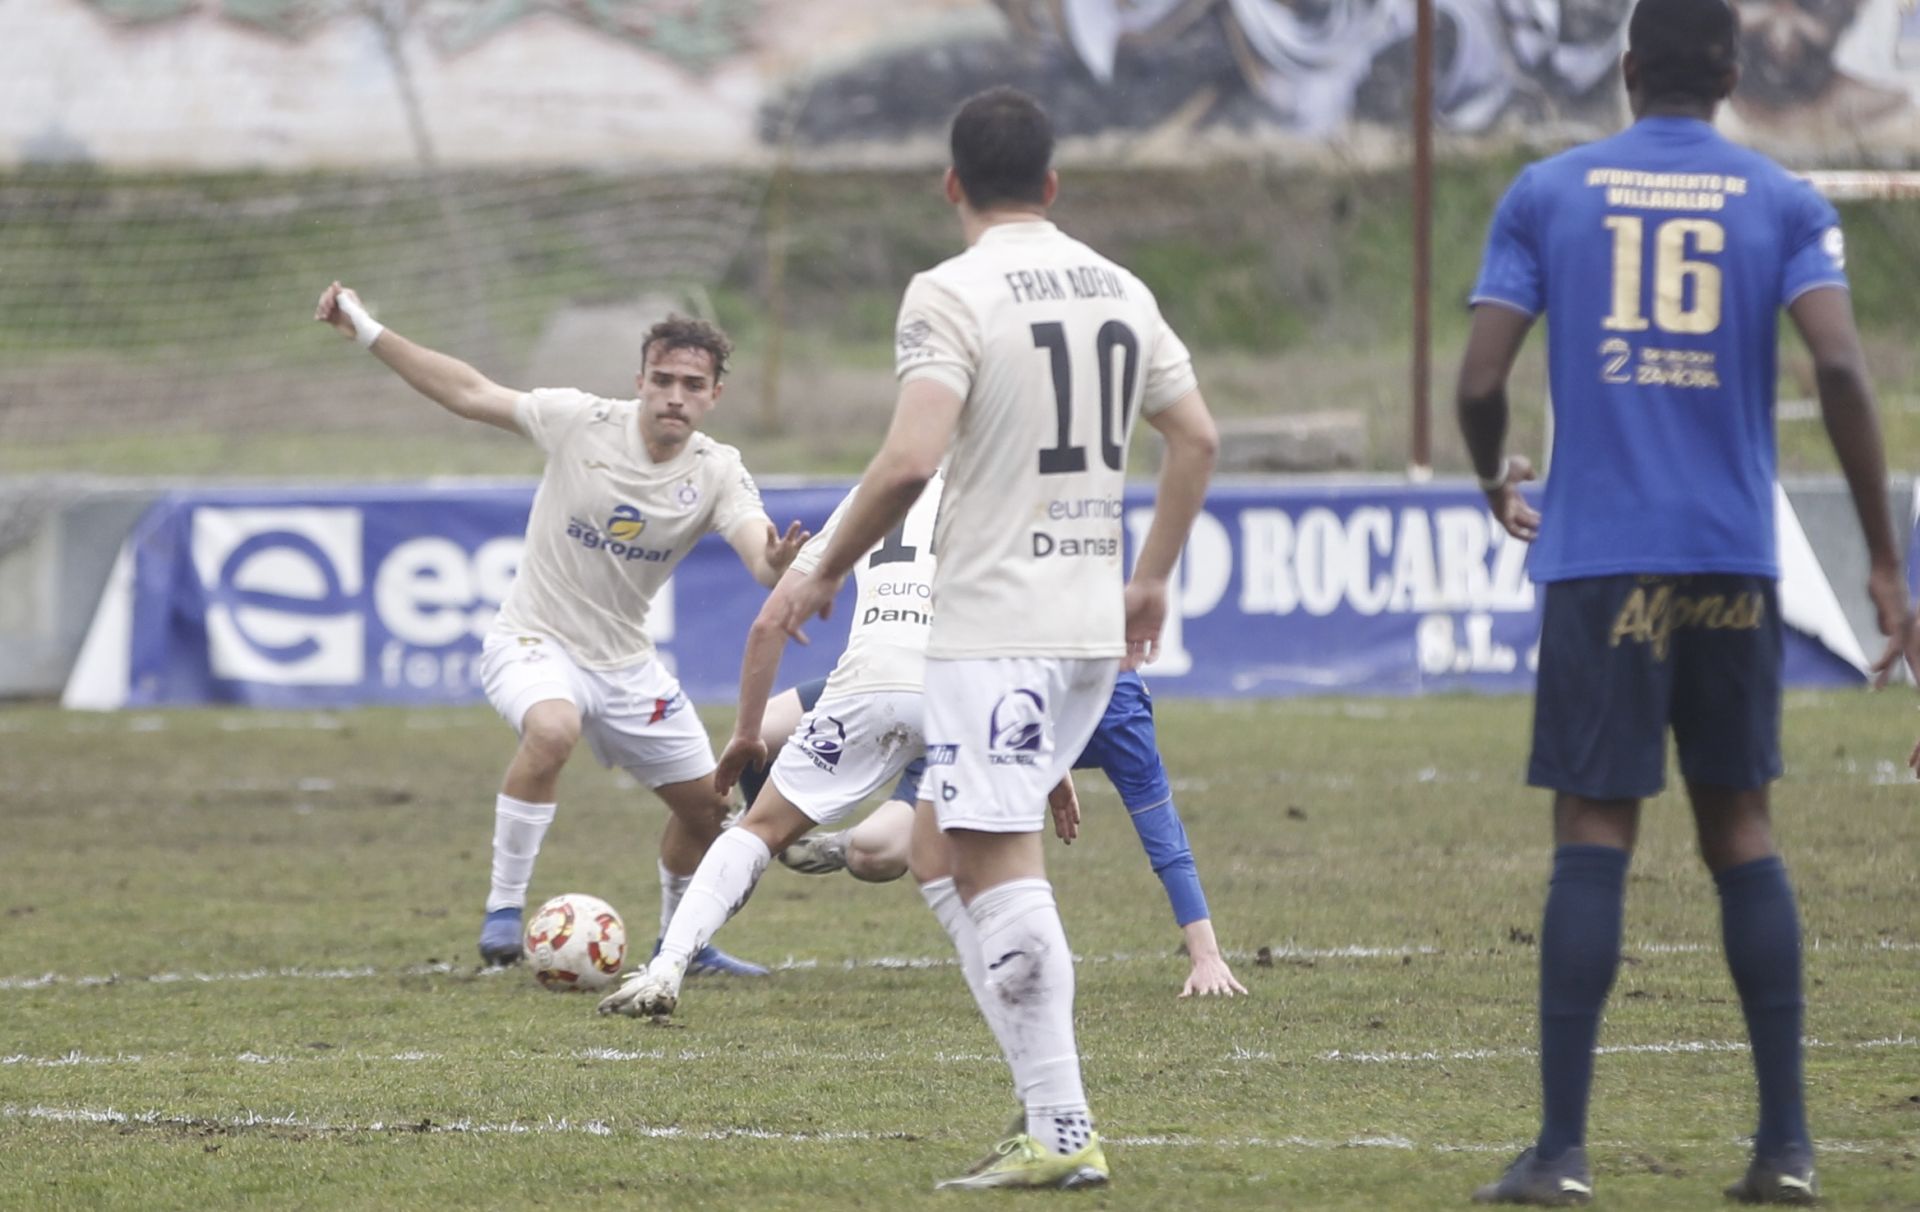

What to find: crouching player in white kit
left=314, top=285, right=806, bottom=975
left=597, top=475, right=947, bottom=1018
left=774, top=88, right=1221, bottom=1190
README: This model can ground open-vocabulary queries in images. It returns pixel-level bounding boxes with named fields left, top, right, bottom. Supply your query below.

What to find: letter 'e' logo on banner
left=190, top=507, right=365, bottom=686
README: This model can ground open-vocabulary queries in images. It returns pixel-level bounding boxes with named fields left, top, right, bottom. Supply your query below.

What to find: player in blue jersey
left=751, top=670, right=1246, bottom=998
left=1456, top=0, right=1916, bottom=1204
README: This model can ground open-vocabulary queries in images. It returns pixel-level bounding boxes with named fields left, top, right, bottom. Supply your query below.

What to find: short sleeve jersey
left=492, top=389, right=769, bottom=668
left=895, top=219, right=1197, bottom=658
left=1471, top=116, right=1848, bottom=582
left=790, top=475, right=944, bottom=699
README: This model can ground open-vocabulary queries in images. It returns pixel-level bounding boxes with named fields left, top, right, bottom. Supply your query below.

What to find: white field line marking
left=0, top=950, right=1424, bottom=991
left=5, top=937, right=1913, bottom=994
left=2, top=1051, right=145, bottom=1067
left=1, top=1105, right=1898, bottom=1158
left=9, top=1033, right=1914, bottom=1073
left=1306, top=1036, right=1919, bottom=1064
left=5, top=1051, right=444, bottom=1067
left=0, top=963, right=459, bottom=991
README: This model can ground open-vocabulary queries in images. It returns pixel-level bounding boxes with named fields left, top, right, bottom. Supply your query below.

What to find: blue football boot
left=650, top=937, right=768, bottom=977
left=478, top=907, right=524, bottom=966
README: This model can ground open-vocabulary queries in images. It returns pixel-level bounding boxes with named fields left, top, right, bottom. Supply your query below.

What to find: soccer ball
left=524, top=893, right=627, bottom=992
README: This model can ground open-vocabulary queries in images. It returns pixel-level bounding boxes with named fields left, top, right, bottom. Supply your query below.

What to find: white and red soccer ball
left=524, top=893, right=627, bottom=991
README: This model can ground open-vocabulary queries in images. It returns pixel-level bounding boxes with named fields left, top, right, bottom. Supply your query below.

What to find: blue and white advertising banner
left=64, top=481, right=1866, bottom=710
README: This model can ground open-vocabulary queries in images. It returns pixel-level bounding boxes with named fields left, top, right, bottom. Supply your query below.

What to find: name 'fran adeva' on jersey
left=894, top=220, right=1197, bottom=660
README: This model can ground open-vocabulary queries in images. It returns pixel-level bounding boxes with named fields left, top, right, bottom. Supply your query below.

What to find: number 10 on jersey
left=1032, top=320, right=1141, bottom=474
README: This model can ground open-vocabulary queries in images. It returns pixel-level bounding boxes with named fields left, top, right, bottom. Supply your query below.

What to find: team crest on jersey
left=801, top=715, right=847, bottom=771
left=987, top=689, right=1046, bottom=766
left=895, top=316, right=935, bottom=364
left=676, top=480, right=700, bottom=507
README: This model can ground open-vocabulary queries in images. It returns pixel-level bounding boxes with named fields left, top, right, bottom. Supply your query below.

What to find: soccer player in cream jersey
left=777, top=88, right=1220, bottom=1191
left=596, top=476, right=947, bottom=1019
left=314, top=285, right=807, bottom=977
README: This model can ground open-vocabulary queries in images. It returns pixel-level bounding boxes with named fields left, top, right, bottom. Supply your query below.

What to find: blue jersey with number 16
left=1470, top=116, right=1848, bottom=583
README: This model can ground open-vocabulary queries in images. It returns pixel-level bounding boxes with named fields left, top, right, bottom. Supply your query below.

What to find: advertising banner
left=64, top=481, right=1866, bottom=710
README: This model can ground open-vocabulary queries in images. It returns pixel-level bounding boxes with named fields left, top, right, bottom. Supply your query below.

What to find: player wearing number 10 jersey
left=1456, top=0, right=1915, bottom=1203
left=776, top=87, right=1220, bottom=1190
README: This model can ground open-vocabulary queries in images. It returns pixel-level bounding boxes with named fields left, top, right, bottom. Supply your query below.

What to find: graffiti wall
left=4, top=0, right=1919, bottom=168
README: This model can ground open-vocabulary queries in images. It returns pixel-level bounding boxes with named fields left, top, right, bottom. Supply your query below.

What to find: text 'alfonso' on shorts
left=1608, top=581, right=1767, bottom=661
left=1031, top=495, right=1124, bottom=561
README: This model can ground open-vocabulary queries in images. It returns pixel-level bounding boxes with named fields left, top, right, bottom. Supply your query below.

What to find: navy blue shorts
left=1529, top=574, right=1782, bottom=800
left=1073, top=670, right=1173, bottom=810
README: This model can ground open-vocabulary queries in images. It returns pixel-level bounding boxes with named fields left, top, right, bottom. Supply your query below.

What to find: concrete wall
left=4, top=475, right=1910, bottom=703
left=10, top=0, right=1920, bottom=170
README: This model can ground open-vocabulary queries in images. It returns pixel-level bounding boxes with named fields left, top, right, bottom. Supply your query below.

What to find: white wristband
left=336, top=292, right=385, bottom=349
left=1476, top=456, right=1511, bottom=493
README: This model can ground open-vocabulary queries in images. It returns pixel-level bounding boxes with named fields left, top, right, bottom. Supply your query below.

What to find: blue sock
left=1536, top=844, right=1629, bottom=1161
left=1715, top=855, right=1809, bottom=1157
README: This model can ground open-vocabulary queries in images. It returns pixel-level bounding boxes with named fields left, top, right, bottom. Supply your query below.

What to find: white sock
left=486, top=794, right=556, bottom=912
left=658, top=859, right=694, bottom=940
left=969, top=877, right=1092, bottom=1156
left=919, top=876, right=1011, bottom=1053
left=658, top=830, right=770, bottom=966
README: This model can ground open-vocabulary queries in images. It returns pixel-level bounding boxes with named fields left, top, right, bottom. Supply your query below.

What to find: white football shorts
left=921, top=656, right=1120, bottom=833
left=479, top=631, right=715, bottom=788
left=769, top=690, right=924, bottom=825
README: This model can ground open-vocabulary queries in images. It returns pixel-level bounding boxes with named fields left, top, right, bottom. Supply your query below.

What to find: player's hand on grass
left=1178, top=920, right=1247, bottom=998
left=764, top=520, right=811, bottom=576
left=1048, top=774, right=1080, bottom=844
left=1483, top=454, right=1540, bottom=543
left=1181, top=951, right=1248, bottom=999
left=714, top=734, right=768, bottom=798
left=1123, top=577, right=1168, bottom=671
left=777, top=570, right=843, bottom=645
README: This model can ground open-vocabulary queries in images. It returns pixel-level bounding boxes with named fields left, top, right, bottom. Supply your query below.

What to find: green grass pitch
left=2, top=694, right=1916, bottom=1209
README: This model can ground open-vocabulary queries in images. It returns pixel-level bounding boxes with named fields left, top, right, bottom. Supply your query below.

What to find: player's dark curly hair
left=950, top=86, right=1053, bottom=211
left=641, top=314, right=732, bottom=381
left=1629, top=0, right=1740, bottom=106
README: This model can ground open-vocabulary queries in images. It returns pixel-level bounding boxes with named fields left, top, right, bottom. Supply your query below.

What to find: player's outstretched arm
left=1787, top=286, right=1918, bottom=696
left=1126, top=390, right=1219, bottom=669
left=775, top=380, right=961, bottom=639
left=715, top=570, right=807, bottom=798
left=725, top=518, right=812, bottom=589
left=1455, top=303, right=1540, bottom=542
left=313, top=281, right=521, bottom=432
